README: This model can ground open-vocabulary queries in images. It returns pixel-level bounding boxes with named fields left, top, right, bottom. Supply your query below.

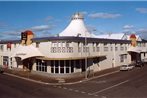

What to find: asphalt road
left=1, top=65, right=147, bottom=98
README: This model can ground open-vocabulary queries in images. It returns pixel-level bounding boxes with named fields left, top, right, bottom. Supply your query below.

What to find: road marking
left=94, top=95, right=98, bottom=97
left=88, top=93, right=93, bottom=95
left=75, top=90, right=79, bottom=92
left=63, top=87, right=67, bottom=90
left=69, top=88, right=73, bottom=91
left=82, top=70, right=119, bottom=83
left=81, top=91, right=86, bottom=94
left=92, top=80, right=129, bottom=94
left=58, top=86, right=62, bottom=88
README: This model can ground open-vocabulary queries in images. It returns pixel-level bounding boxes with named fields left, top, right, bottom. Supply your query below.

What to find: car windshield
left=122, top=65, right=127, bottom=67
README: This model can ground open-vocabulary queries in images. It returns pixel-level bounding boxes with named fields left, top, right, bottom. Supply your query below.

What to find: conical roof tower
left=59, top=13, right=91, bottom=37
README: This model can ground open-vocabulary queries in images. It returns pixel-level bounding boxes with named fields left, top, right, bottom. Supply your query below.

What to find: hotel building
left=0, top=13, right=147, bottom=78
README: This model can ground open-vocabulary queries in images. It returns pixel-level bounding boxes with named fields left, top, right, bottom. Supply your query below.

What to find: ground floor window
left=120, top=55, right=127, bottom=63
left=36, top=59, right=47, bottom=72
left=51, top=60, right=74, bottom=74
left=3, top=56, right=9, bottom=68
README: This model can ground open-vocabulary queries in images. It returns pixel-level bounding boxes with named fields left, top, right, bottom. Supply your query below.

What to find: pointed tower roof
left=59, top=13, right=91, bottom=37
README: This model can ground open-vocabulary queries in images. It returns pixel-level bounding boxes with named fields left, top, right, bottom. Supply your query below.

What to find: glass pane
left=55, top=68, right=59, bottom=73
left=51, top=68, right=54, bottom=73
left=60, top=67, right=64, bottom=73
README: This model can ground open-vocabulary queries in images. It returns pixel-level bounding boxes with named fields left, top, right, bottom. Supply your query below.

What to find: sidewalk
left=4, top=67, right=120, bottom=84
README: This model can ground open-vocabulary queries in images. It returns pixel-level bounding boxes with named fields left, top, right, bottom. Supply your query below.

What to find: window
left=115, top=47, right=118, bottom=51
left=111, top=47, right=113, bottom=51
left=86, top=47, right=89, bottom=52
left=120, top=55, right=124, bottom=62
left=125, top=47, right=127, bottom=50
left=66, top=42, right=70, bottom=47
left=104, top=47, right=108, bottom=51
left=120, top=47, right=124, bottom=51
left=96, top=47, right=100, bottom=52
left=125, top=55, right=127, bottom=59
left=36, top=42, right=40, bottom=48
left=62, top=47, right=65, bottom=53
left=58, top=47, right=61, bottom=53
left=120, top=55, right=127, bottom=63
left=78, top=42, right=81, bottom=52
left=14, top=44, right=16, bottom=48
left=104, top=43, right=108, bottom=51
left=60, top=60, right=64, bottom=73
left=78, top=47, right=81, bottom=52
left=36, top=59, right=47, bottom=72
left=93, top=47, right=95, bottom=52
left=0, top=45, right=4, bottom=52
left=3, top=56, right=9, bottom=67
left=50, top=41, right=73, bottom=53
left=120, top=44, right=124, bottom=51
left=50, top=60, right=74, bottom=74
left=51, top=47, right=57, bottom=53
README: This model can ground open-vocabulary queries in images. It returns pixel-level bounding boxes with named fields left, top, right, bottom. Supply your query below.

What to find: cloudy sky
left=0, top=1, right=147, bottom=40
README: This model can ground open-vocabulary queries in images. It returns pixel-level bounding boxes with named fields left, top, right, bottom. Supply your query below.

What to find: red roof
left=24, top=30, right=34, bottom=35
left=130, top=34, right=136, bottom=39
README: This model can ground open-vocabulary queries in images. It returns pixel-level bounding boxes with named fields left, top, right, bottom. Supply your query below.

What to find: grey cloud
left=136, top=8, right=147, bottom=14
left=123, top=25, right=134, bottom=29
left=88, top=12, right=121, bottom=19
left=80, top=11, right=88, bottom=15
left=30, top=25, right=53, bottom=32
left=45, top=16, right=53, bottom=22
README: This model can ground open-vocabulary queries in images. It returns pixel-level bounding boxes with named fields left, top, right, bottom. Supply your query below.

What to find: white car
left=120, top=64, right=134, bottom=71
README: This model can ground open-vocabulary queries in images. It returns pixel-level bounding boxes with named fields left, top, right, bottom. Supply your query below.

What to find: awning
left=36, top=55, right=106, bottom=60
left=10, top=45, right=44, bottom=60
left=127, top=46, right=142, bottom=53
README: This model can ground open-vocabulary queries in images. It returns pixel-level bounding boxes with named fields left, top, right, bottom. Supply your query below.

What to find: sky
left=0, top=1, right=147, bottom=40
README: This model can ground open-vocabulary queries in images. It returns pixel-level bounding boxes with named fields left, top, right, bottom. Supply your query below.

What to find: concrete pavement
left=4, top=66, right=120, bottom=85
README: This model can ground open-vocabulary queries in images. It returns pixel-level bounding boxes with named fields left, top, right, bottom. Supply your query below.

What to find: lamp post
left=85, top=31, right=88, bottom=79
left=84, top=29, right=96, bottom=79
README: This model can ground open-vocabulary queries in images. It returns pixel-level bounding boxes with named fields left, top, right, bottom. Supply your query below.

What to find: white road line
left=81, top=91, right=86, bottom=94
left=92, top=80, right=129, bottom=94
left=75, top=90, right=79, bottom=92
left=88, top=93, right=93, bottom=95
left=53, top=85, right=57, bottom=88
left=69, top=88, right=73, bottom=91
left=94, top=95, right=98, bottom=97
left=58, top=86, right=62, bottom=88
left=63, top=87, right=67, bottom=90
left=83, top=71, right=119, bottom=83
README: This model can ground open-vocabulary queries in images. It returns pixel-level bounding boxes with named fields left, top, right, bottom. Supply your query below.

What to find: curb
left=4, top=73, right=59, bottom=85
left=4, top=69, right=119, bottom=85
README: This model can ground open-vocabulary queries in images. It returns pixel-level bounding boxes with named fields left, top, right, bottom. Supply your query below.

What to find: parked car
left=0, top=66, right=4, bottom=74
left=120, top=64, right=134, bottom=71
left=135, top=61, right=144, bottom=67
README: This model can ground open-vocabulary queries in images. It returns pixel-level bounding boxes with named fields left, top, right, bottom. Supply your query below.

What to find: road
left=1, top=65, right=147, bottom=98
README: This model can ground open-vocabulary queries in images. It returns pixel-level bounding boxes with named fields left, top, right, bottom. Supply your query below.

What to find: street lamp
left=84, top=29, right=97, bottom=79
left=77, top=33, right=87, bottom=79
left=85, top=31, right=88, bottom=79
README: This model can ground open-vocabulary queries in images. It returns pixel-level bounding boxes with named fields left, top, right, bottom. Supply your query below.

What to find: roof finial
left=71, top=12, right=84, bottom=20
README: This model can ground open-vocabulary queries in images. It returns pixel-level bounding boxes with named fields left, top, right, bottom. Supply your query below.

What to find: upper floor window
left=104, top=43, right=108, bottom=51
left=111, top=47, right=113, bottom=51
left=0, top=45, right=4, bottom=51
left=96, top=47, right=100, bottom=52
left=120, top=47, right=124, bottom=51
left=36, top=42, right=40, bottom=48
left=115, top=47, right=118, bottom=51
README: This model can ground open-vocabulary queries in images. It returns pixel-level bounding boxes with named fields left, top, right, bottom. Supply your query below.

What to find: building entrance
left=130, top=52, right=141, bottom=63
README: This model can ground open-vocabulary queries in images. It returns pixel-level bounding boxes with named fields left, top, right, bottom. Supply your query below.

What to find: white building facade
left=0, top=13, right=147, bottom=78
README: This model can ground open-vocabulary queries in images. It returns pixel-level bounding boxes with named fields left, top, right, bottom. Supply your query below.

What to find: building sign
left=7, top=42, right=11, bottom=49
left=130, top=34, right=137, bottom=47
left=21, top=30, right=34, bottom=46
left=16, top=53, right=27, bottom=56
